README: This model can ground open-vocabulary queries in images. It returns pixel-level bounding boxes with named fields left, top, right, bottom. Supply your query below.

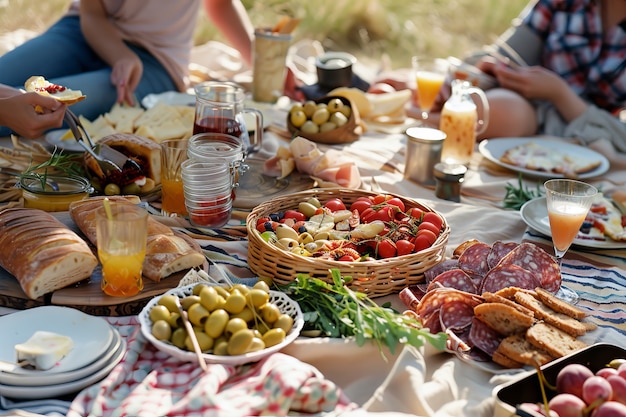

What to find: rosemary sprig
left=22, top=149, right=86, bottom=189
left=503, top=173, right=543, bottom=210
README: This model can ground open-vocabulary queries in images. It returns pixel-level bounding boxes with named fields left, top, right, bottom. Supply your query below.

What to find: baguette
left=0, top=208, right=98, bottom=299
left=69, top=196, right=205, bottom=281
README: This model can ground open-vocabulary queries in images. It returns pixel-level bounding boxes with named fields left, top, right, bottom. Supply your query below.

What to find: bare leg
left=478, top=88, right=538, bottom=139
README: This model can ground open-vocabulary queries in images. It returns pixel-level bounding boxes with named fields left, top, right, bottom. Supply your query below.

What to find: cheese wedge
left=15, top=331, right=74, bottom=370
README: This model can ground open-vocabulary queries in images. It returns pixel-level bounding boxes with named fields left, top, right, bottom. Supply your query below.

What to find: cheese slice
left=15, top=331, right=74, bottom=370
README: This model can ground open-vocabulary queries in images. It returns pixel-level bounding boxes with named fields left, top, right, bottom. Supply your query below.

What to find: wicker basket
left=286, top=95, right=363, bottom=144
left=246, top=188, right=450, bottom=298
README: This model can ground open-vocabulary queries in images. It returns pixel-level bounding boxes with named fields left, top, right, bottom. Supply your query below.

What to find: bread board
left=0, top=211, right=200, bottom=316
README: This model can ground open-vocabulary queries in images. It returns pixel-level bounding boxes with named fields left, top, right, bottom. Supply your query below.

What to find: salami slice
left=468, top=316, right=503, bottom=357
left=497, top=242, right=561, bottom=293
left=440, top=300, right=475, bottom=331
left=479, top=263, right=541, bottom=294
left=487, top=241, right=519, bottom=269
left=425, top=258, right=459, bottom=283
left=427, top=268, right=478, bottom=294
left=458, top=242, right=492, bottom=277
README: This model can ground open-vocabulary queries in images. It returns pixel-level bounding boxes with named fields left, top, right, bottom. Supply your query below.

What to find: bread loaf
left=69, top=196, right=205, bottom=281
left=0, top=208, right=98, bottom=299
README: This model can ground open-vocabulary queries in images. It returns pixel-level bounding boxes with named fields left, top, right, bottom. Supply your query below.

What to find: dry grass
left=0, top=0, right=528, bottom=69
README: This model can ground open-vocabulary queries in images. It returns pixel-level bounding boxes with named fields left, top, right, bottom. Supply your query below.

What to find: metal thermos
left=404, top=127, right=446, bottom=186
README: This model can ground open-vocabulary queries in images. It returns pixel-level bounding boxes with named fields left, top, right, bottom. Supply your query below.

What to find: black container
left=315, top=52, right=357, bottom=89
left=493, top=343, right=626, bottom=417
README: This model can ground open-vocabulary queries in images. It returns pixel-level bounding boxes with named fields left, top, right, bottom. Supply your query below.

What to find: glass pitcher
left=193, top=81, right=263, bottom=157
left=439, top=79, right=489, bottom=166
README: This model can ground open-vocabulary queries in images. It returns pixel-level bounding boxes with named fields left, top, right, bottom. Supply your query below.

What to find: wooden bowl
left=286, top=95, right=362, bottom=144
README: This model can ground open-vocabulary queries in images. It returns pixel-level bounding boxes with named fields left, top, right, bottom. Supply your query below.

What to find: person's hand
left=0, top=93, right=66, bottom=139
left=111, top=56, right=143, bottom=106
left=492, top=64, right=568, bottom=102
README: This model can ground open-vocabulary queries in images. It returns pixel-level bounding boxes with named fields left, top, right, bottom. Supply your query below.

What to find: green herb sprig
left=503, top=173, right=543, bottom=210
left=23, top=149, right=86, bottom=189
left=278, top=269, right=447, bottom=359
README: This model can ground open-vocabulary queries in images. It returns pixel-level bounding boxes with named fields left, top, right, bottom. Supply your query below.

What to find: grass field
left=0, top=0, right=529, bottom=69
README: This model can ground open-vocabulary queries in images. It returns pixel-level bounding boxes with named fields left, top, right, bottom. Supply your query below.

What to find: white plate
left=0, top=306, right=114, bottom=374
left=45, top=129, right=85, bottom=153
left=520, top=197, right=626, bottom=249
left=0, top=338, right=126, bottom=400
left=0, top=327, right=121, bottom=386
left=142, top=92, right=196, bottom=109
left=478, top=137, right=610, bottom=179
left=138, top=283, right=304, bottom=366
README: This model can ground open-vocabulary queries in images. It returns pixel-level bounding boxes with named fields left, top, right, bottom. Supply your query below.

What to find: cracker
left=514, top=292, right=588, bottom=337
left=526, top=322, right=587, bottom=358
left=497, top=334, right=554, bottom=367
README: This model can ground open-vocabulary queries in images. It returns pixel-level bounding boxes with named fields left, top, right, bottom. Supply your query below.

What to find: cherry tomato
left=406, top=207, right=424, bottom=220
left=413, top=234, right=432, bottom=252
left=283, top=209, right=306, bottom=222
left=385, top=197, right=405, bottom=212
left=422, top=212, right=443, bottom=230
left=324, top=197, right=346, bottom=212
left=350, top=198, right=373, bottom=214
left=396, top=239, right=415, bottom=256
left=376, top=239, right=397, bottom=259
left=372, top=194, right=390, bottom=204
left=417, top=229, right=438, bottom=245
left=418, top=221, right=441, bottom=236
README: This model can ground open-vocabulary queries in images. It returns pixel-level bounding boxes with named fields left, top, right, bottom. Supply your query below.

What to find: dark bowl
left=316, top=52, right=357, bottom=89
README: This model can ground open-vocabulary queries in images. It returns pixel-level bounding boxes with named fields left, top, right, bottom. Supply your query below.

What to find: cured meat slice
left=458, top=242, right=492, bottom=277
left=427, top=268, right=478, bottom=294
left=479, top=264, right=541, bottom=294
left=424, top=258, right=459, bottom=283
left=440, top=300, right=475, bottom=331
left=497, top=242, right=561, bottom=293
left=468, top=317, right=503, bottom=357
left=452, top=239, right=481, bottom=258
left=487, top=241, right=519, bottom=269
left=411, top=287, right=482, bottom=318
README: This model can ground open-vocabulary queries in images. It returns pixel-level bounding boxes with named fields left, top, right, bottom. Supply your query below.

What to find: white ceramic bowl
left=138, top=283, right=304, bottom=366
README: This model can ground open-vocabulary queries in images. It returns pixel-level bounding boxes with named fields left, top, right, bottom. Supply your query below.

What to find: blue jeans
left=0, top=16, right=178, bottom=137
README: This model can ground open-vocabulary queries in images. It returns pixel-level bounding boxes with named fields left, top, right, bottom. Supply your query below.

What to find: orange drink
left=415, top=70, right=446, bottom=112
left=161, top=139, right=189, bottom=216
left=547, top=203, right=588, bottom=252
left=161, top=177, right=187, bottom=216
left=96, top=203, right=148, bottom=297
left=439, top=101, right=477, bottom=165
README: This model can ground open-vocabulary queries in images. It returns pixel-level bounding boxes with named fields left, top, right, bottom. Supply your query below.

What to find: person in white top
left=0, top=0, right=254, bottom=136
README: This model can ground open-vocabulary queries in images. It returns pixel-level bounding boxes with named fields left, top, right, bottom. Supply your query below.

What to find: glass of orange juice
left=412, top=56, right=448, bottom=120
left=96, top=203, right=149, bottom=297
left=160, top=139, right=189, bottom=216
left=544, top=179, right=597, bottom=304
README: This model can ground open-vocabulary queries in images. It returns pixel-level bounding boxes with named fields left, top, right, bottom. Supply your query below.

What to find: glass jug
left=193, top=81, right=263, bottom=157
left=439, top=79, right=489, bottom=166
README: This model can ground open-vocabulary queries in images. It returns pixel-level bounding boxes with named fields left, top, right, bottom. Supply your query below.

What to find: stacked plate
left=0, top=306, right=125, bottom=400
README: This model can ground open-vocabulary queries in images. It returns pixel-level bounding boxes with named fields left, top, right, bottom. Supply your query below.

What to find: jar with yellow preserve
left=20, top=175, right=92, bottom=212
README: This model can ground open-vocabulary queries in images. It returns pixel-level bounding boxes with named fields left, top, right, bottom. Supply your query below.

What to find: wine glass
left=412, top=56, right=448, bottom=121
left=544, top=179, right=598, bottom=304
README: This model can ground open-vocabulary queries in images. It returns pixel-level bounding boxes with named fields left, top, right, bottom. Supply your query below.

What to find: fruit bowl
left=138, top=283, right=304, bottom=366
left=286, top=95, right=362, bottom=144
left=493, top=343, right=626, bottom=417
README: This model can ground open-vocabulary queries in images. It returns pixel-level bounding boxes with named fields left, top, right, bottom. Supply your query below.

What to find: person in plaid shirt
left=474, top=0, right=626, bottom=149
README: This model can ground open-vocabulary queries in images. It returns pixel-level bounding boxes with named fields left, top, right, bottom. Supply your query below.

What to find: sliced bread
left=514, top=292, right=588, bottom=337
left=492, top=347, right=525, bottom=369
left=534, top=287, right=588, bottom=320
left=497, top=333, right=554, bottom=367
left=526, top=322, right=587, bottom=358
left=474, top=302, right=535, bottom=336
left=482, top=292, right=535, bottom=317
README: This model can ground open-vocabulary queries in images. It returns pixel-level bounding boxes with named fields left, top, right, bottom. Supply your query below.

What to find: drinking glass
left=544, top=179, right=598, bottom=304
left=412, top=56, right=448, bottom=121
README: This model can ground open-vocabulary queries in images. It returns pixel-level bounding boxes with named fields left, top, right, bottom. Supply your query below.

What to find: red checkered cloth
left=67, top=317, right=358, bottom=417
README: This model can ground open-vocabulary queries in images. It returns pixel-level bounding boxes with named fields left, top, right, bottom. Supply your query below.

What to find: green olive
left=151, top=319, right=172, bottom=341
left=223, top=290, right=246, bottom=314
left=180, top=295, right=201, bottom=311
left=187, top=303, right=210, bottom=327
left=260, top=303, right=280, bottom=325
left=227, top=329, right=255, bottom=356
left=193, top=283, right=208, bottom=296
left=225, top=317, right=248, bottom=338
left=104, top=183, right=121, bottom=196
left=252, top=280, right=270, bottom=293
left=230, top=306, right=254, bottom=323
left=170, top=327, right=188, bottom=349
left=255, top=320, right=271, bottom=335
left=248, top=337, right=265, bottom=352
left=149, top=305, right=171, bottom=323
left=166, top=312, right=182, bottom=328
left=231, top=284, right=250, bottom=296
left=608, top=358, right=626, bottom=369
left=262, top=327, right=286, bottom=348
left=213, top=339, right=229, bottom=356
left=204, top=309, right=229, bottom=339
left=246, top=289, right=269, bottom=309
left=273, top=314, right=294, bottom=333
left=214, top=286, right=230, bottom=299
left=158, top=294, right=180, bottom=313
left=185, top=328, right=214, bottom=352
left=199, top=286, right=221, bottom=311
left=122, top=182, right=141, bottom=195
left=139, top=177, right=156, bottom=194
left=298, top=201, right=318, bottom=218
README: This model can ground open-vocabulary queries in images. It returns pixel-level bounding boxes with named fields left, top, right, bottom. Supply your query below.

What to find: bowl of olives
left=286, top=95, right=362, bottom=144
left=138, top=282, right=304, bottom=366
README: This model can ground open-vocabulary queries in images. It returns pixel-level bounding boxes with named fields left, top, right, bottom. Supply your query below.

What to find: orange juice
left=161, top=177, right=188, bottom=216
left=416, top=71, right=446, bottom=111
left=99, top=249, right=146, bottom=297
left=548, top=204, right=588, bottom=252
left=439, top=100, right=477, bottom=165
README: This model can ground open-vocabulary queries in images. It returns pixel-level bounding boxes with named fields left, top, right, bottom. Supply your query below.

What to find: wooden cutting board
left=0, top=211, right=198, bottom=316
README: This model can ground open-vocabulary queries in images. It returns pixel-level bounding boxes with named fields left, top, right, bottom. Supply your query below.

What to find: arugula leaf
left=278, top=269, right=448, bottom=359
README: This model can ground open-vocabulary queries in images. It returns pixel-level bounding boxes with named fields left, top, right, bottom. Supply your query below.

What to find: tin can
left=404, top=127, right=446, bottom=185
left=434, top=162, right=467, bottom=202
